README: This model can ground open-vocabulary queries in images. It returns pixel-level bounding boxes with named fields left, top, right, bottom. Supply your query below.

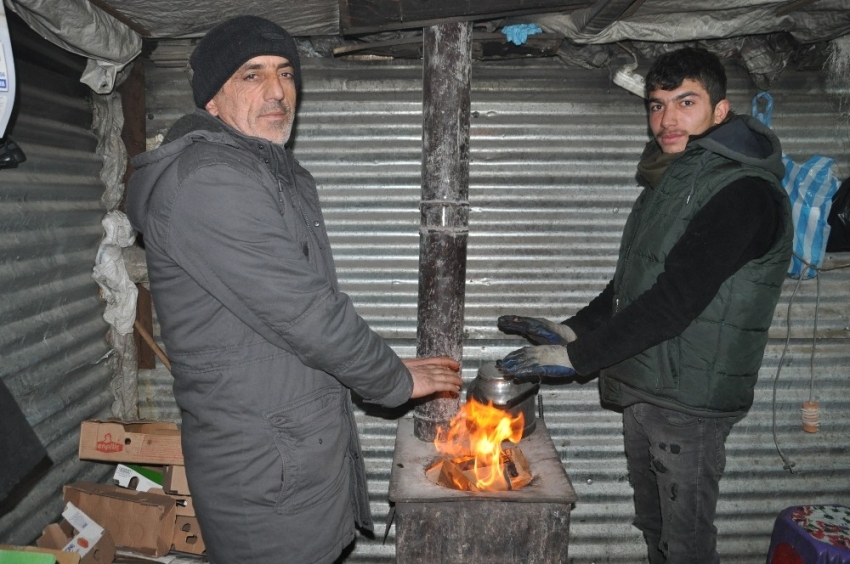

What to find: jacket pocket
left=655, top=340, right=680, bottom=390
left=263, top=387, right=349, bottom=514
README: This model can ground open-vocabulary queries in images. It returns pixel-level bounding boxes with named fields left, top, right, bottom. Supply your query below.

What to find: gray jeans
left=623, top=402, right=741, bottom=564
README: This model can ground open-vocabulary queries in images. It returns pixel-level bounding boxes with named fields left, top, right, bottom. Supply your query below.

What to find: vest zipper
left=614, top=184, right=660, bottom=313
left=685, top=152, right=711, bottom=205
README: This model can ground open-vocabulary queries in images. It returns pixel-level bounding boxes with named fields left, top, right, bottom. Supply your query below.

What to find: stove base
left=388, top=418, right=577, bottom=564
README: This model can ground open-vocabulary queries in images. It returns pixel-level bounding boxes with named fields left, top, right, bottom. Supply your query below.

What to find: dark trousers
left=623, top=402, right=740, bottom=564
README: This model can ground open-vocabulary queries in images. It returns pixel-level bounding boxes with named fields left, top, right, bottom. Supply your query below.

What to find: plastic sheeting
left=90, top=91, right=140, bottom=420
left=4, top=0, right=141, bottom=93
left=92, top=211, right=136, bottom=337
left=536, top=0, right=850, bottom=45
left=93, top=93, right=128, bottom=212
left=92, top=0, right=340, bottom=38
left=92, top=210, right=139, bottom=419
left=7, top=0, right=145, bottom=419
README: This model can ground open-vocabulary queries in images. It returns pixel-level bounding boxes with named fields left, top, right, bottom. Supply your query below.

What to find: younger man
left=498, top=47, right=793, bottom=563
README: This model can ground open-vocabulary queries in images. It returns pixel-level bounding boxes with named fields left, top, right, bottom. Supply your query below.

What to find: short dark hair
left=644, top=47, right=727, bottom=107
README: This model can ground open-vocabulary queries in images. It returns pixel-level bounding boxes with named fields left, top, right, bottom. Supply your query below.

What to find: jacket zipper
left=274, top=148, right=324, bottom=250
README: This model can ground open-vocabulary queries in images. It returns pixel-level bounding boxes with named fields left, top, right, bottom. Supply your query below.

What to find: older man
left=126, top=16, right=461, bottom=564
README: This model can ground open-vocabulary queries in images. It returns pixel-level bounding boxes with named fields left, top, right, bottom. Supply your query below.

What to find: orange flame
left=433, top=397, right=524, bottom=490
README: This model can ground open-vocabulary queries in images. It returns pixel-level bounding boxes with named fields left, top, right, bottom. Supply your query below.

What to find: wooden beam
left=135, top=319, right=172, bottom=371
left=474, top=32, right=562, bottom=60
left=134, top=284, right=156, bottom=369
left=119, top=58, right=145, bottom=213
left=332, top=32, right=562, bottom=60
left=340, top=0, right=592, bottom=35
left=118, top=59, right=156, bottom=371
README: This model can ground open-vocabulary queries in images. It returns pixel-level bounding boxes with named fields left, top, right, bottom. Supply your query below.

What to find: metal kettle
left=466, top=361, right=538, bottom=438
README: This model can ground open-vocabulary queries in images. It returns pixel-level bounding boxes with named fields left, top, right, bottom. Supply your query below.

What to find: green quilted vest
left=599, top=118, right=793, bottom=417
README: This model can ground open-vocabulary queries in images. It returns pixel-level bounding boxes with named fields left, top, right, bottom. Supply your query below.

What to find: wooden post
left=134, top=284, right=156, bottom=369
left=118, top=59, right=157, bottom=369
left=413, top=22, right=471, bottom=441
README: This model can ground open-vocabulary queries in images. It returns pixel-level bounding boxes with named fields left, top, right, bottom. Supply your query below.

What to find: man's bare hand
left=403, top=357, right=462, bottom=399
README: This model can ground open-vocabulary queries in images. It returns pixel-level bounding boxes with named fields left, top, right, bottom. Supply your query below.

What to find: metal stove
left=388, top=416, right=577, bottom=564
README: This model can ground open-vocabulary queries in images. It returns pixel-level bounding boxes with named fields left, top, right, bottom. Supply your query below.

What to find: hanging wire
left=809, top=272, right=821, bottom=404
left=772, top=271, right=804, bottom=473
left=771, top=252, right=850, bottom=473
left=800, top=272, right=823, bottom=434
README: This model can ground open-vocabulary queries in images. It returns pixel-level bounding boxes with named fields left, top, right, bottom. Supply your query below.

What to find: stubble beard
left=261, top=101, right=295, bottom=145
left=278, top=108, right=294, bottom=145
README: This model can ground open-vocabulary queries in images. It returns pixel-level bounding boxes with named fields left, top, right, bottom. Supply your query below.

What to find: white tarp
left=536, top=0, right=850, bottom=45
left=4, top=0, right=141, bottom=93
left=87, top=0, right=339, bottom=38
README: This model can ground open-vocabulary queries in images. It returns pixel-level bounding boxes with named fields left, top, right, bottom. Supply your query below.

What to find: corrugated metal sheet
left=142, top=51, right=850, bottom=563
left=0, top=17, right=115, bottom=544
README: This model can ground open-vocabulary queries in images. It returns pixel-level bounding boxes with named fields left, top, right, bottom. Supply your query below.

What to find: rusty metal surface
left=0, top=22, right=115, bottom=545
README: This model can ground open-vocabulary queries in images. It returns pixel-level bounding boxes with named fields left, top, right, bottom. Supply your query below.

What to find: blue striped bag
left=752, top=92, right=841, bottom=279
left=783, top=155, right=841, bottom=278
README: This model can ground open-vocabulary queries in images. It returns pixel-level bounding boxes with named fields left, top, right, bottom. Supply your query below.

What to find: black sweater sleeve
left=566, top=177, right=784, bottom=376
left=562, top=279, right=613, bottom=335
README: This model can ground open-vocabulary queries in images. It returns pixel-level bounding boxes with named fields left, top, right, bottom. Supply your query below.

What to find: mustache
left=657, top=128, right=685, bottom=136
left=261, top=102, right=293, bottom=115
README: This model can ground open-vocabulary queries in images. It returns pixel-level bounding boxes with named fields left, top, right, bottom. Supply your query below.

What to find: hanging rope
left=771, top=252, right=850, bottom=472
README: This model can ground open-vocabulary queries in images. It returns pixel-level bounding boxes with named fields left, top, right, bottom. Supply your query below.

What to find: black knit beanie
left=189, top=16, right=301, bottom=109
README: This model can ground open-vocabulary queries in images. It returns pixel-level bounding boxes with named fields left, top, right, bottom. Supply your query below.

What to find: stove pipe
left=413, top=21, right=472, bottom=441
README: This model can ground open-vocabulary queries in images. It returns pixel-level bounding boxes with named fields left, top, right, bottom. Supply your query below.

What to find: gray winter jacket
left=126, top=109, right=413, bottom=564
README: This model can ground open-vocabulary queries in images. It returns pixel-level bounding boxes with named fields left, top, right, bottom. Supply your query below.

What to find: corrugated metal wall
left=141, top=49, right=850, bottom=563
left=0, top=17, right=115, bottom=544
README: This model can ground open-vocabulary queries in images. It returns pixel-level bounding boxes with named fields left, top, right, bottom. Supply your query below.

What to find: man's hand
left=497, top=315, right=577, bottom=345
left=404, top=357, right=462, bottom=399
left=498, top=345, right=577, bottom=383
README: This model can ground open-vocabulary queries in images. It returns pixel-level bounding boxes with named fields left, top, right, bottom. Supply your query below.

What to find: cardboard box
left=149, top=489, right=194, bottom=518
left=113, top=465, right=163, bottom=492
left=63, top=482, right=176, bottom=558
left=0, top=545, right=79, bottom=564
left=36, top=502, right=115, bottom=564
left=37, top=522, right=114, bottom=564
left=78, top=420, right=183, bottom=466
left=162, top=466, right=189, bottom=496
left=171, top=516, right=205, bottom=555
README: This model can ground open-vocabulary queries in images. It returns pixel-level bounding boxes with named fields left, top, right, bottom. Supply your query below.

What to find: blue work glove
left=501, top=23, right=542, bottom=46
left=498, top=345, right=577, bottom=383
left=498, top=315, right=577, bottom=346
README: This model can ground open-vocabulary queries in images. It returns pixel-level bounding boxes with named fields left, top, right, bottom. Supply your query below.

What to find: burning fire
left=432, top=397, right=526, bottom=491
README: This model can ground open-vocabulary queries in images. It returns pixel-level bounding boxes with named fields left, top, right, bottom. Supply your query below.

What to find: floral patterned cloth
left=790, top=505, right=850, bottom=550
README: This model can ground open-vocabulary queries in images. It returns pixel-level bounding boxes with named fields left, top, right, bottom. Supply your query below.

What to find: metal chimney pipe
left=413, top=21, right=472, bottom=441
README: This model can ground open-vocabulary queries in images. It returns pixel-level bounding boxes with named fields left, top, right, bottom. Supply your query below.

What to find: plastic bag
left=782, top=155, right=841, bottom=278
left=826, top=177, right=850, bottom=252
left=752, top=92, right=842, bottom=279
